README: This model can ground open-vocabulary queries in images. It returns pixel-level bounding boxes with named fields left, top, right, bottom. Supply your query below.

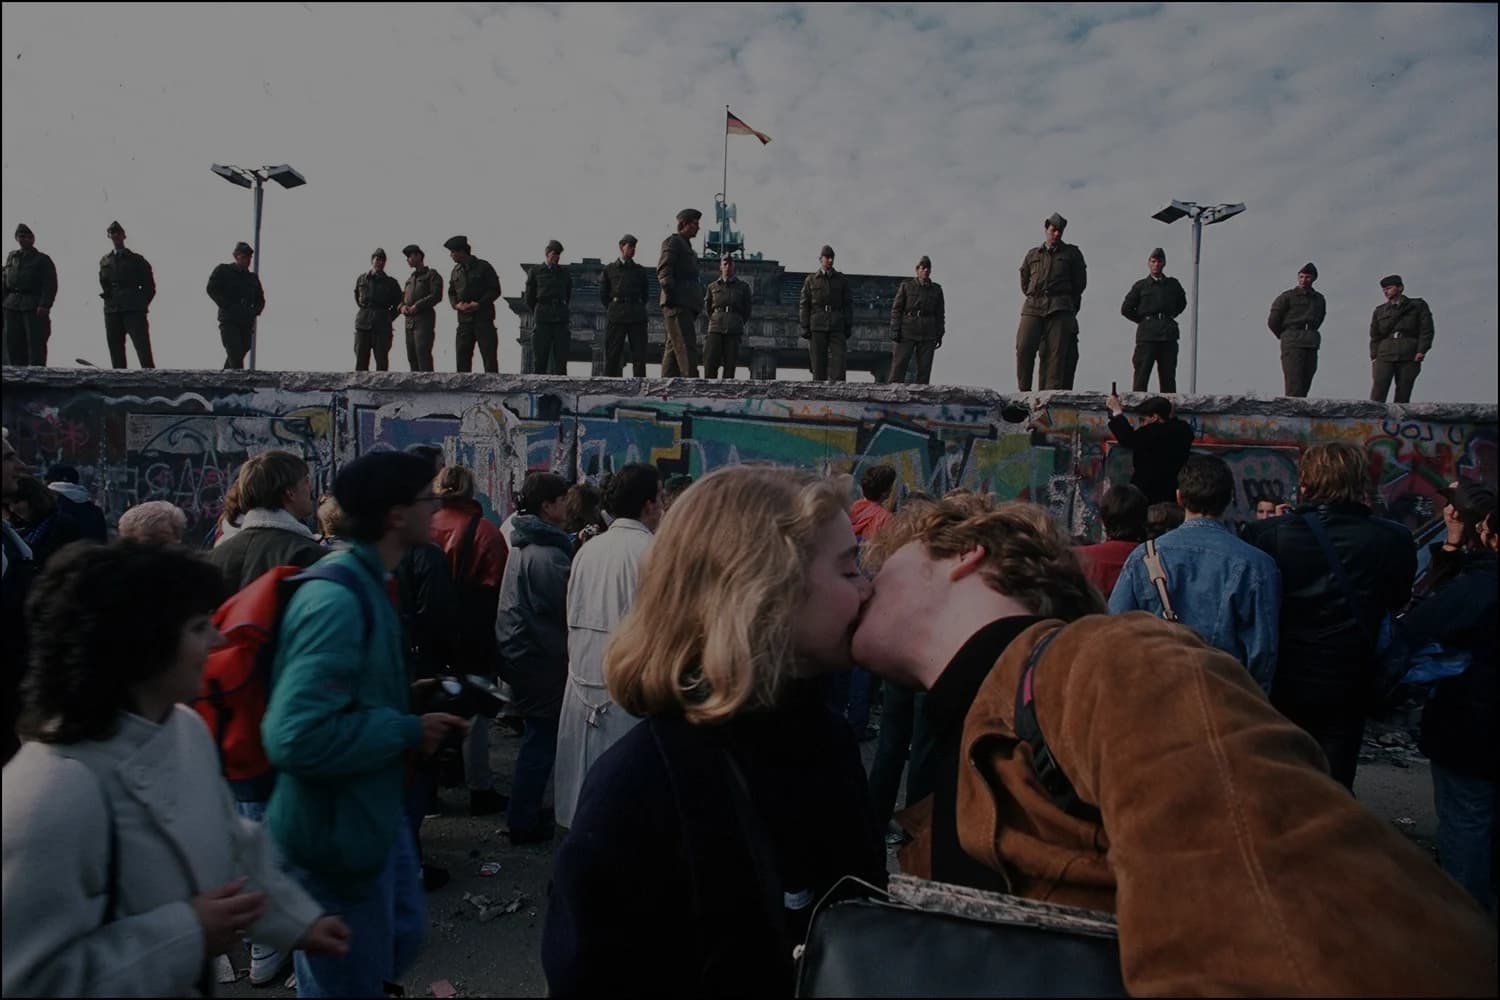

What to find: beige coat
left=2, top=706, right=322, bottom=998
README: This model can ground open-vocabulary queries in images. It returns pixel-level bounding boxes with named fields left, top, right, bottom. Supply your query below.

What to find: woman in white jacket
left=1, top=540, right=350, bottom=998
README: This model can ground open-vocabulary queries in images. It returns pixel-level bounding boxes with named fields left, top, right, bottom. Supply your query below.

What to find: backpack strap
left=1013, top=627, right=1097, bottom=820
left=289, top=560, right=377, bottom=648
left=454, top=514, right=483, bottom=583
left=1142, top=539, right=1180, bottom=623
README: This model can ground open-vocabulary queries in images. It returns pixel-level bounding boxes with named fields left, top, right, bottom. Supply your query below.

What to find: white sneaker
left=214, top=954, right=238, bottom=985
left=248, top=944, right=290, bottom=987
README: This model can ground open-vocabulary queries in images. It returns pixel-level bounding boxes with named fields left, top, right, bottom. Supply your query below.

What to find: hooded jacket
left=495, top=514, right=574, bottom=717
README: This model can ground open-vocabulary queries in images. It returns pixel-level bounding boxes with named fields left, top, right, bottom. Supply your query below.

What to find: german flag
left=726, top=109, right=772, bottom=145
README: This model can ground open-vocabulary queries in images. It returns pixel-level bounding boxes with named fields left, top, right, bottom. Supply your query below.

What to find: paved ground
left=224, top=714, right=1441, bottom=998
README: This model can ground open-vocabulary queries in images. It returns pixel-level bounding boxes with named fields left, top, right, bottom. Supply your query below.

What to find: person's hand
left=1274, top=502, right=1292, bottom=517
left=296, top=916, right=352, bottom=957
left=1106, top=391, right=1123, bottom=416
left=191, top=877, right=268, bottom=959
left=420, top=712, right=468, bottom=756
left=1443, top=503, right=1465, bottom=546
left=1414, top=352, right=1425, bottom=363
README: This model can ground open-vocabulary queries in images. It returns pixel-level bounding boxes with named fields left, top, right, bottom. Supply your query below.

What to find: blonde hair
left=1298, top=442, right=1370, bottom=506
left=865, top=495, right=1107, bottom=620
left=435, top=465, right=476, bottom=501
left=116, top=501, right=187, bottom=545
left=606, top=466, right=850, bottom=724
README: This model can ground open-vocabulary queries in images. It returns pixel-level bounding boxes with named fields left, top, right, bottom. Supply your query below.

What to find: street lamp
left=210, top=163, right=307, bottom=370
left=1151, top=199, right=1245, bottom=394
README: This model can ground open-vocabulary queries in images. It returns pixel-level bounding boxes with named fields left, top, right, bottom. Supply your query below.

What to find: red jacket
left=1073, top=539, right=1138, bottom=597
left=849, top=499, right=893, bottom=542
left=430, top=499, right=508, bottom=588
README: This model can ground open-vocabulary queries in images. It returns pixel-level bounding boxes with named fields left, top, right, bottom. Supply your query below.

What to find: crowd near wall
left=3, top=369, right=1494, bottom=569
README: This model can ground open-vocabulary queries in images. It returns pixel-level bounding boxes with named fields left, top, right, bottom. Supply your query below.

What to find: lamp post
left=210, top=163, right=307, bottom=370
left=1150, top=199, right=1245, bottom=394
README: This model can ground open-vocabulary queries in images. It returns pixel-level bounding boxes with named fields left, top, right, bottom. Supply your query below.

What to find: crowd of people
left=2, top=419, right=1495, bottom=997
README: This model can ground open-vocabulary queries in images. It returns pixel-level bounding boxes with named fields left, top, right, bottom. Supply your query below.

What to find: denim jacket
left=1108, top=517, right=1282, bottom=693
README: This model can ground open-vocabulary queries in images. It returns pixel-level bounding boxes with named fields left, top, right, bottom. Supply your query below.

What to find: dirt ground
left=223, top=714, right=1442, bottom=999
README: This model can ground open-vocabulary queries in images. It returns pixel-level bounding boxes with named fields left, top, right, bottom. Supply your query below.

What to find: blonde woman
left=541, top=466, right=885, bottom=997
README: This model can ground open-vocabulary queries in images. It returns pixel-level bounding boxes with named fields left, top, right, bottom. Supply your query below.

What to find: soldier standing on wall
left=445, top=235, right=502, bottom=373
left=701, top=255, right=752, bottom=380
left=658, top=209, right=703, bottom=378
left=2, top=224, right=58, bottom=367
left=353, top=248, right=403, bottom=372
left=1267, top=263, right=1326, bottom=397
left=524, top=239, right=573, bottom=375
left=99, top=221, right=156, bottom=369
left=206, top=241, right=265, bottom=370
left=1120, top=247, right=1187, bottom=393
left=399, top=244, right=443, bottom=372
left=1016, top=212, right=1087, bottom=391
left=1369, top=274, right=1435, bottom=404
left=888, top=254, right=944, bottom=384
left=599, top=235, right=650, bottom=377
left=800, top=244, right=854, bottom=382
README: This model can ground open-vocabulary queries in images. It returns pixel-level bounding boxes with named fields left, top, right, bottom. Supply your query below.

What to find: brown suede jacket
left=899, top=613, right=1496, bottom=996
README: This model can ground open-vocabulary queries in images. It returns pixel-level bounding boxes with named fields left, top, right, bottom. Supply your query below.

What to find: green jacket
left=800, top=268, right=853, bottom=336
left=354, top=270, right=403, bottom=330
left=402, top=266, right=443, bottom=315
left=206, top=263, right=265, bottom=322
left=702, top=276, right=752, bottom=335
left=599, top=258, right=650, bottom=323
left=656, top=233, right=701, bottom=312
left=1121, top=274, right=1187, bottom=343
left=98, top=248, right=156, bottom=314
left=262, top=543, right=423, bottom=893
left=448, top=256, right=501, bottom=325
left=3, top=247, right=58, bottom=311
left=1369, top=296, right=1434, bottom=361
left=1267, top=287, right=1326, bottom=350
left=1019, top=241, right=1086, bottom=317
left=524, top=263, right=573, bottom=325
left=891, top=278, right=945, bottom=342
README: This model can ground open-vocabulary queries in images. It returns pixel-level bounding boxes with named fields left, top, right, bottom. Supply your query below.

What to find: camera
left=424, top=674, right=509, bottom=771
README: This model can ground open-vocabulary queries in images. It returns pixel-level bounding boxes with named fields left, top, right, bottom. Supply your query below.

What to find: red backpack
left=193, top=560, right=373, bottom=782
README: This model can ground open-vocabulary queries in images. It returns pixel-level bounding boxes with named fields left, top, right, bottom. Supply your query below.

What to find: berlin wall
left=3, top=369, right=1494, bottom=564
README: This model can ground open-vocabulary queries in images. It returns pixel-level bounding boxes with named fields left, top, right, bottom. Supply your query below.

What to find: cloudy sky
left=3, top=3, right=1496, bottom=402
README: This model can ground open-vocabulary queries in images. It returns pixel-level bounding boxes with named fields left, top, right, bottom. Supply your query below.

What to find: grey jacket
left=495, top=514, right=574, bottom=718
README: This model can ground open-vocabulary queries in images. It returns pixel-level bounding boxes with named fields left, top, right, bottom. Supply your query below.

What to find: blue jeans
left=867, top=684, right=934, bottom=829
left=508, top=715, right=559, bottom=833
left=1432, top=763, right=1497, bottom=914
left=290, top=823, right=427, bottom=998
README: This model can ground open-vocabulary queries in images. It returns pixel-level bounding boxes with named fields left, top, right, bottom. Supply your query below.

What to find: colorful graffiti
left=3, top=373, right=1494, bottom=555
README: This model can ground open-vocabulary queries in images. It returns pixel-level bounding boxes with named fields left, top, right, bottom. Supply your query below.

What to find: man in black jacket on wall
left=1106, top=392, right=1195, bottom=505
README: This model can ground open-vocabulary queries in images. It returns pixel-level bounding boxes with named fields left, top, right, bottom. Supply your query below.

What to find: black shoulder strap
left=1013, top=627, right=1096, bottom=819
left=722, top=750, right=789, bottom=943
left=454, top=514, right=482, bottom=583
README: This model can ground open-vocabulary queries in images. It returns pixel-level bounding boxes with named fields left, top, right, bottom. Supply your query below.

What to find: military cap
left=371, top=247, right=387, bottom=260
left=443, top=235, right=470, bottom=252
left=233, top=241, right=254, bottom=256
left=675, top=208, right=703, bottom=223
left=1299, top=261, right=1318, bottom=279
left=1149, top=247, right=1166, bottom=262
left=14, top=223, right=33, bottom=238
left=1380, top=274, right=1403, bottom=288
left=820, top=245, right=836, bottom=259
left=917, top=255, right=932, bottom=269
left=106, top=220, right=125, bottom=236
left=619, top=234, right=638, bottom=247
left=402, top=244, right=423, bottom=257
left=1044, top=212, right=1068, bottom=232
left=545, top=239, right=564, bottom=254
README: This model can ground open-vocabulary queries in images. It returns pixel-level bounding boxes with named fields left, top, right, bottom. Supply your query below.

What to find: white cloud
left=1, top=2, right=1494, bottom=402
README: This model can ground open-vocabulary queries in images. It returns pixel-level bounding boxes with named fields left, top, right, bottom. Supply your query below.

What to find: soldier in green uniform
left=399, top=244, right=443, bottom=372
left=1120, top=247, right=1187, bottom=392
left=205, top=242, right=265, bottom=369
left=701, top=255, right=752, bottom=379
left=658, top=209, right=703, bottom=378
left=3, top=224, right=58, bottom=367
left=445, top=235, right=502, bottom=373
left=524, top=239, right=573, bottom=375
left=1016, top=212, right=1087, bottom=390
left=800, top=245, right=854, bottom=382
left=889, top=254, right=944, bottom=384
left=599, top=234, right=650, bottom=377
left=353, top=248, right=403, bottom=372
left=98, top=220, right=156, bottom=369
left=1266, top=262, right=1326, bottom=397
left=1369, top=274, right=1435, bottom=404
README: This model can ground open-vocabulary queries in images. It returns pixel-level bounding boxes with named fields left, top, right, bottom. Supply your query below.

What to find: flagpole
left=720, top=105, right=730, bottom=257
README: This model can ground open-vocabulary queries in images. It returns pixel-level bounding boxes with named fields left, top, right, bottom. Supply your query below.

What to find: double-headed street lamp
left=1151, top=199, right=1245, bottom=394
left=210, top=163, right=307, bottom=370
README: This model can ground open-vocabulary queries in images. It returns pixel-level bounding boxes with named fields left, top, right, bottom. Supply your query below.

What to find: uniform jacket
left=891, top=278, right=945, bottom=342
left=656, top=233, right=701, bottom=312
left=448, top=256, right=501, bottom=325
left=1106, top=413, right=1195, bottom=505
left=1369, top=295, right=1435, bottom=361
left=702, top=276, right=753, bottom=336
left=555, top=518, right=653, bottom=829
left=204, top=507, right=325, bottom=592
left=353, top=269, right=403, bottom=330
left=98, top=248, right=156, bottom=314
left=901, top=614, right=1497, bottom=996
left=262, top=542, right=424, bottom=895
left=2, top=707, right=322, bottom=998
left=206, top=263, right=265, bottom=322
left=402, top=266, right=443, bottom=316
left=599, top=258, right=650, bottom=323
left=1267, top=287, right=1327, bottom=350
left=524, top=263, right=574, bottom=325
left=495, top=515, right=574, bottom=718
left=799, top=267, right=854, bottom=336
left=1120, top=274, right=1186, bottom=343
left=2, top=247, right=59, bottom=311
left=1019, top=241, right=1086, bottom=317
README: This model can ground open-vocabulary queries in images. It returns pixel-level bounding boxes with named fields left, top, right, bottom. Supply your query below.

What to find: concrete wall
left=3, top=370, right=1494, bottom=563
